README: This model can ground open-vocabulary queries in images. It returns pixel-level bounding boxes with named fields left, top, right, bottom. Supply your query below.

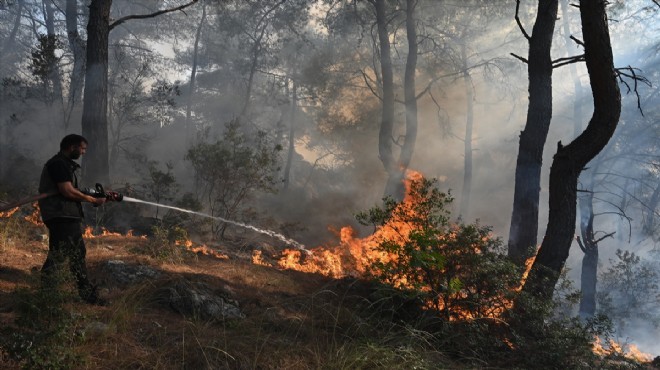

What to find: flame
left=592, top=336, right=654, bottom=362
left=83, top=226, right=145, bottom=239
left=273, top=170, right=543, bottom=322
left=175, top=239, right=229, bottom=260
left=277, top=170, right=424, bottom=279
left=252, top=250, right=272, bottom=266
left=0, top=207, right=19, bottom=218
left=24, top=202, right=44, bottom=226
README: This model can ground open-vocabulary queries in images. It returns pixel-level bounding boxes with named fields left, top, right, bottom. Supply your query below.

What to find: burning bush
left=356, top=177, right=521, bottom=321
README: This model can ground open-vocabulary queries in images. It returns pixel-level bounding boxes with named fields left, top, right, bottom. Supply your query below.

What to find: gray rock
left=104, top=260, right=160, bottom=285
left=164, top=279, right=244, bottom=321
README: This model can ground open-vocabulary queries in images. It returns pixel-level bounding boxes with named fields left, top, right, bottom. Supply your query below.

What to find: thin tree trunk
left=43, top=0, right=64, bottom=119
left=392, top=0, right=419, bottom=200
left=81, top=0, right=112, bottom=185
left=2, top=0, right=24, bottom=58
left=283, top=81, right=297, bottom=191
left=560, top=0, right=583, bottom=139
left=508, top=0, right=559, bottom=265
left=460, top=43, right=473, bottom=219
left=185, top=0, right=206, bottom=145
left=577, top=165, right=598, bottom=318
left=523, top=0, right=621, bottom=302
left=65, top=0, right=86, bottom=131
left=373, top=0, right=396, bottom=198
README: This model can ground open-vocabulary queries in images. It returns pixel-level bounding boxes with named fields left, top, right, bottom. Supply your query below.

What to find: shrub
left=356, top=177, right=521, bottom=321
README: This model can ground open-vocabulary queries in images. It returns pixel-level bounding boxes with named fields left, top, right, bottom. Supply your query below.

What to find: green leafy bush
left=356, top=177, right=520, bottom=320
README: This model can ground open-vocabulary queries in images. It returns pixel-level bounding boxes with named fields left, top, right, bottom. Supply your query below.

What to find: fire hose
left=0, top=183, right=123, bottom=213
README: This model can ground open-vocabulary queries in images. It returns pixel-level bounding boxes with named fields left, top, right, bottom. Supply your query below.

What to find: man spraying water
left=38, top=134, right=111, bottom=305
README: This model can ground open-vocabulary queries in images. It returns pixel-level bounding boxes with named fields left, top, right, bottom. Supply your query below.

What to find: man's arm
left=57, top=182, right=106, bottom=206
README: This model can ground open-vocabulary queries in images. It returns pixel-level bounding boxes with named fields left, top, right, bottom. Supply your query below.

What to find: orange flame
left=277, top=170, right=423, bottom=280
left=83, top=226, right=145, bottom=239
left=0, top=207, right=19, bottom=218
left=592, top=336, right=654, bottom=362
left=24, top=202, right=44, bottom=226
left=175, top=239, right=229, bottom=260
left=252, top=250, right=272, bottom=266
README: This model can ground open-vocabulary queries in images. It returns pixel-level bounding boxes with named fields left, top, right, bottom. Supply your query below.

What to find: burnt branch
left=510, top=52, right=528, bottom=64
left=570, top=35, right=584, bottom=47
left=576, top=236, right=587, bottom=253
left=515, top=0, right=531, bottom=40
left=110, top=0, right=198, bottom=30
left=615, top=65, right=652, bottom=116
left=552, top=54, right=585, bottom=68
left=594, top=231, right=615, bottom=244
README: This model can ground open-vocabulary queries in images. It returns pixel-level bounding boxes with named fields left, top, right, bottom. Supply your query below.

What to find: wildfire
left=175, top=239, right=229, bottom=260
left=0, top=207, right=19, bottom=218
left=592, top=336, right=654, bottom=362
left=83, top=226, right=145, bottom=239
left=277, top=171, right=424, bottom=279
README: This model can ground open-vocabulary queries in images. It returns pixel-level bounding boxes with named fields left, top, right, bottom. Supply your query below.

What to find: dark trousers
left=42, top=220, right=93, bottom=299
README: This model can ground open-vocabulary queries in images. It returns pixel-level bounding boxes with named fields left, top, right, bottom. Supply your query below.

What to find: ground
left=0, top=226, right=453, bottom=369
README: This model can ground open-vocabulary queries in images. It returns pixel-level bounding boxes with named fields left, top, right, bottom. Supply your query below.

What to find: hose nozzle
left=81, top=183, right=123, bottom=202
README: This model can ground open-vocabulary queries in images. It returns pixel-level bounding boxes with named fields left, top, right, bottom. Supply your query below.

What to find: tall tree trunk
left=2, top=0, right=24, bottom=60
left=185, top=0, right=206, bottom=145
left=508, top=0, right=559, bottom=265
left=65, top=0, right=86, bottom=131
left=560, top=0, right=583, bottom=139
left=577, top=164, right=598, bottom=318
left=643, top=181, right=660, bottom=236
left=43, top=0, right=64, bottom=112
left=563, top=0, right=597, bottom=318
left=81, top=0, right=112, bottom=185
left=460, top=43, right=473, bottom=219
left=373, top=0, right=397, bottom=198
left=392, top=0, right=419, bottom=200
left=523, top=0, right=621, bottom=302
left=282, top=80, right=297, bottom=191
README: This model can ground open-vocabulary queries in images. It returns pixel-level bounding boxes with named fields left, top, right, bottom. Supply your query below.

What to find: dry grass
left=0, top=217, right=453, bottom=369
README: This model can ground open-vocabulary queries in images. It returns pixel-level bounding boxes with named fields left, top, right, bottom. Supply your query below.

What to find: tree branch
left=594, top=231, right=615, bottom=244
left=575, top=236, right=587, bottom=253
left=515, top=0, right=531, bottom=40
left=569, top=35, right=584, bottom=47
left=109, top=0, right=198, bottom=31
left=615, top=65, right=652, bottom=116
left=552, top=54, right=585, bottom=69
left=510, top=52, right=528, bottom=64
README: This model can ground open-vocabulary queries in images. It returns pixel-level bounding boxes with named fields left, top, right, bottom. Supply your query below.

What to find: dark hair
left=60, top=134, right=88, bottom=151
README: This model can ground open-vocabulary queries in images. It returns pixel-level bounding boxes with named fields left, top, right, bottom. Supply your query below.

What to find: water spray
left=122, top=196, right=309, bottom=254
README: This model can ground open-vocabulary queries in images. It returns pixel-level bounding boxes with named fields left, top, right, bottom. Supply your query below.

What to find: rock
left=162, top=278, right=244, bottom=322
left=104, top=260, right=160, bottom=285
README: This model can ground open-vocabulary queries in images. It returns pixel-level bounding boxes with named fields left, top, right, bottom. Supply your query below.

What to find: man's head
left=60, top=134, right=88, bottom=160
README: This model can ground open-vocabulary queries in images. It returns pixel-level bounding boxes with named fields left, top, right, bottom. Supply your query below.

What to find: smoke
left=1, top=0, right=660, bottom=356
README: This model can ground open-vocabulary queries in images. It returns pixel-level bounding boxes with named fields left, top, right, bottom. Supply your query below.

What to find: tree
left=523, top=0, right=621, bottom=302
left=508, top=0, right=559, bottom=265
left=185, top=120, right=281, bottom=238
left=81, top=0, right=198, bottom=185
left=64, top=0, right=86, bottom=130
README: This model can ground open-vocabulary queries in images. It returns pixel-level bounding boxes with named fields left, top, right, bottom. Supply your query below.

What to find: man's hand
left=57, top=181, right=106, bottom=205
left=91, top=197, right=107, bottom=206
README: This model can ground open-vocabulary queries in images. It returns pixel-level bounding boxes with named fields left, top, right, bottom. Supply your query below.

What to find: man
left=39, top=134, right=106, bottom=305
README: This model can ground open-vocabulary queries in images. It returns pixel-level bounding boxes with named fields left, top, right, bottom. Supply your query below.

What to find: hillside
left=0, top=221, right=460, bottom=369
left=0, top=216, right=658, bottom=369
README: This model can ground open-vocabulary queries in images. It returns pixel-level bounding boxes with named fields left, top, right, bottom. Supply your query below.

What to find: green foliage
left=357, top=177, right=521, bottom=320
left=140, top=160, right=179, bottom=218
left=29, top=34, right=63, bottom=85
left=1, top=272, right=84, bottom=369
left=144, top=223, right=189, bottom=263
left=597, top=249, right=660, bottom=327
left=186, top=119, right=282, bottom=238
